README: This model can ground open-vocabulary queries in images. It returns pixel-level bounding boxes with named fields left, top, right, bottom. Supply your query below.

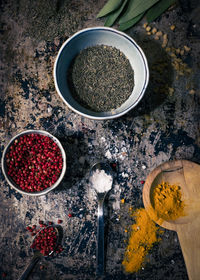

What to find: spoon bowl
left=89, top=161, right=113, bottom=275
left=143, top=160, right=200, bottom=280
left=19, top=225, right=63, bottom=280
left=90, top=161, right=113, bottom=193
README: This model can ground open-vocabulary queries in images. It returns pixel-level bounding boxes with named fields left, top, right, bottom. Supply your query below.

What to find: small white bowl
left=1, top=130, right=66, bottom=196
left=54, top=27, right=149, bottom=120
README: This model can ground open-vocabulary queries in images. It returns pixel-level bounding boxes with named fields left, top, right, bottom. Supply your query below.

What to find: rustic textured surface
left=0, top=0, right=200, bottom=279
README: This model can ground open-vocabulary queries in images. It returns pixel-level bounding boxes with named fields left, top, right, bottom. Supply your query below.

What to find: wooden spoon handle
left=177, top=226, right=200, bottom=280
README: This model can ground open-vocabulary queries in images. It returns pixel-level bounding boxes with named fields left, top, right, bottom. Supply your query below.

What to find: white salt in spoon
left=89, top=161, right=113, bottom=276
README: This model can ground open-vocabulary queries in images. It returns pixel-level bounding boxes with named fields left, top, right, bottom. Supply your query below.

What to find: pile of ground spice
left=152, top=181, right=185, bottom=221
left=67, top=45, right=134, bottom=112
left=122, top=182, right=185, bottom=273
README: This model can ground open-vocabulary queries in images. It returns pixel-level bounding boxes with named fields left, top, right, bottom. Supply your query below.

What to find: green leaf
left=119, top=12, right=145, bottom=31
left=119, top=0, right=159, bottom=24
left=146, top=0, right=176, bottom=23
left=104, top=0, right=129, bottom=27
left=97, top=0, right=123, bottom=18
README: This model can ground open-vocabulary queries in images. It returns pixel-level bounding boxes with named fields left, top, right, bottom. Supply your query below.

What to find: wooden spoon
left=143, top=160, right=200, bottom=280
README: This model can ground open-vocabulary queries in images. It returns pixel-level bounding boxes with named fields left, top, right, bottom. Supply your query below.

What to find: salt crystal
left=122, top=172, right=128, bottom=178
left=105, top=150, right=112, bottom=159
left=90, top=169, right=112, bottom=193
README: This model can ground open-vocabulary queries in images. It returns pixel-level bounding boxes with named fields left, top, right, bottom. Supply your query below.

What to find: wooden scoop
left=143, top=160, right=200, bottom=280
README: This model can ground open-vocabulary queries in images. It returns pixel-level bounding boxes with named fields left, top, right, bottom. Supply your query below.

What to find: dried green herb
left=97, top=0, right=123, bottom=18
left=146, top=0, right=176, bottom=23
left=119, top=0, right=159, bottom=24
left=67, top=45, right=134, bottom=112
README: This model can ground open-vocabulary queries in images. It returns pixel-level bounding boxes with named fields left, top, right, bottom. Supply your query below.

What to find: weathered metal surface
left=0, top=0, right=199, bottom=279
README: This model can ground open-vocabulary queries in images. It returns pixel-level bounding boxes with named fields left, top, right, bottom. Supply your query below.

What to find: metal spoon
left=19, top=225, right=62, bottom=280
left=89, top=161, right=113, bottom=276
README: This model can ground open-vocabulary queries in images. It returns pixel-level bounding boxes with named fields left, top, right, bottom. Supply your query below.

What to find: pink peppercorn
left=57, top=219, right=63, bottom=224
left=140, top=180, right=145, bottom=184
left=31, top=226, right=58, bottom=256
left=27, top=222, right=64, bottom=257
left=6, top=134, right=63, bottom=193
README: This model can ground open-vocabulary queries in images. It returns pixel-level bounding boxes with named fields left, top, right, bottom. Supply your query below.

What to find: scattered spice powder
left=122, top=182, right=185, bottom=273
left=121, top=198, right=125, bottom=204
left=122, top=208, right=160, bottom=273
left=143, top=24, right=192, bottom=81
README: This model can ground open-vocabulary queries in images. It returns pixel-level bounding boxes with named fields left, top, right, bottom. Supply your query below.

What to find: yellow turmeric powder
left=122, top=208, right=159, bottom=273
left=152, top=181, right=185, bottom=221
left=122, top=182, right=185, bottom=273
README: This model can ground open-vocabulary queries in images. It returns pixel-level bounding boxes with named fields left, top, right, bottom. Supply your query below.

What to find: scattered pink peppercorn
left=57, top=219, right=63, bottom=224
left=2, top=272, right=7, bottom=277
left=111, top=163, right=117, bottom=170
left=6, top=133, right=63, bottom=193
left=140, top=180, right=145, bottom=184
left=68, top=213, right=72, bottom=218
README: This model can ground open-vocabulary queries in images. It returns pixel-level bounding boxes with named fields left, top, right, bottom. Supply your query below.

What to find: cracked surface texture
left=0, top=0, right=200, bottom=279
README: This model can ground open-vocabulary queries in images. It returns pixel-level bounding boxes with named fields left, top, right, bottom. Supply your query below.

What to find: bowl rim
left=1, top=129, right=66, bottom=196
left=53, top=26, right=149, bottom=120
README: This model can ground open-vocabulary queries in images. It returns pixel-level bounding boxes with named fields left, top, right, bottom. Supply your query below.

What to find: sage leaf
left=97, top=0, right=123, bottom=18
left=119, top=0, right=159, bottom=24
left=146, top=0, right=176, bottom=23
left=105, top=0, right=129, bottom=27
left=119, top=12, right=145, bottom=31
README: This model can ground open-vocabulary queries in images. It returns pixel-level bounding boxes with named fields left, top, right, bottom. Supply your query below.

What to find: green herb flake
left=67, top=45, right=134, bottom=112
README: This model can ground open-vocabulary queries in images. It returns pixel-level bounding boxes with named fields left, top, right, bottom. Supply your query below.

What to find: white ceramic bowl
left=1, top=130, right=66, bottom=196
left=54, top=27, right=149, bottom=120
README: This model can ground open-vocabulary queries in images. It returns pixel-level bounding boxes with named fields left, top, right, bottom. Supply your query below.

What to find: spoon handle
left=18, top=255, right=41, bottom=280
left=97, top=199, right=105, bottom=275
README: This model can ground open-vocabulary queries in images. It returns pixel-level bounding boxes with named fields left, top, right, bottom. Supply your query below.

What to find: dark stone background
left=0, top=0, right=199, bottom=279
